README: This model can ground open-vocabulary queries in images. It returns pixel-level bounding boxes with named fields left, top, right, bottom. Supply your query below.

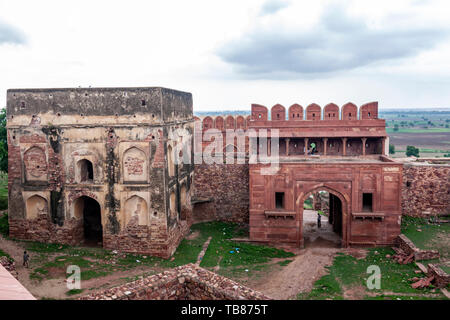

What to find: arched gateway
left=74, top=196, right=103, bottom=246
left=297, top=186, right=349, bottom=248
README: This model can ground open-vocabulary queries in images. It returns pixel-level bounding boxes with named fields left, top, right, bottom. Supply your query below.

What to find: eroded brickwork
left=402, top=163, right=450, bottom=217
left=79, top=264, right=270, bottom=300
left=193, top=163, right=249, bottom=223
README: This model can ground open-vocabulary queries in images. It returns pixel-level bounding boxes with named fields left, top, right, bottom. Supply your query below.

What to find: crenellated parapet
left=250, top=102, right=379, bottom=121
left=197, top=114, right=251, bottom=132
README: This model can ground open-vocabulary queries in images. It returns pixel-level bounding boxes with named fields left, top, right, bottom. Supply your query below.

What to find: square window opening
left=362, top=193, right=373, bottom=212
left=275, top=192, right=285, bottom=209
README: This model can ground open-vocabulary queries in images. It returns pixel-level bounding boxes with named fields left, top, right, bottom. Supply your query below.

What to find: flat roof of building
left=0, top=265, right=35, bottom=300
left=255, top=155, right=398, bottom=164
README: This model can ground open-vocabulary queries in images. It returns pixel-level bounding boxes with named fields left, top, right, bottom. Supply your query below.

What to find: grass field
left=0, top=171, right=7, bottom=211
left=297, top=216, right=449, bottom=300
left=387, top=128, right=450, bottom=134
left=17, top=221, right=293, bottom=282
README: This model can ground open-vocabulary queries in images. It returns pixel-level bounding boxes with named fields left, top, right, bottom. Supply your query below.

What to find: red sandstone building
left=196, top=102, right=404, bottom=248
left=249, top=102, right=402, bottom=247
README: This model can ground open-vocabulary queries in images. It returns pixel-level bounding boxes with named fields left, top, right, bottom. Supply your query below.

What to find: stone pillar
left=362, top=138, right=367, bottom=156
left=304, top=138, right=309, bottom=155
left=286, top=138, right=290, bottom=156
left=342, top=138, right=347, bottom=156
left=381, top=137, right=386, bottom=155
left=323, top=138, right=328, bottom=156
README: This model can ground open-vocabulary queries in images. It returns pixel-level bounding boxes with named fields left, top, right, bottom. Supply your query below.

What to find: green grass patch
left=278, top=259, right=294, bottom=266
left=0, top=171, right=7, bottom=210
left=22, top=222, right=294, bottom=284
left=65, top=289, right=84, bottom=296
left=298, top=272, right=343, bottom=300
left=401, top=216, right=450, bottom=259
left=304, top=198, right=313, bottom=209
left=0, top=212, right=8, bottom=237
left=387, top=127, right=450, bottom=133
left=298, top=248, right=444, bottom=300
left=195, top=221, right=294, bottom=268
left=365, top=294, right=445, bottom=300
left=0, top=248, right=12, bottom=260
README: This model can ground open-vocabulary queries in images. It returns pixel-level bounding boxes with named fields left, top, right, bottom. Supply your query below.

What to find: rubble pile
left=0, top=256, right=19, bottom=279
left=80, top=263, right=271, bottom=300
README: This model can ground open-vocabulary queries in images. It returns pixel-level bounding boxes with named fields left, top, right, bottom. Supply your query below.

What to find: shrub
left=406, top=146, right=420, bottom=157
left=389, top=144, right=395, bottom=155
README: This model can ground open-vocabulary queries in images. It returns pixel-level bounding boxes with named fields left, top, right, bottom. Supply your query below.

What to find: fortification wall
left=402, top=163, right=450, bottom=217
left=193, top=162, right=249, bottom=223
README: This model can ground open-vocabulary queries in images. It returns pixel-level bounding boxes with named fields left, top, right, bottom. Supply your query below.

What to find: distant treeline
left=195, top=108, right=450, bottom=117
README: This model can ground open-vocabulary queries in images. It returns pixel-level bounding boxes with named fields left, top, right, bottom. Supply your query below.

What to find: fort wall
left=402, top=163, right=450, bottom=217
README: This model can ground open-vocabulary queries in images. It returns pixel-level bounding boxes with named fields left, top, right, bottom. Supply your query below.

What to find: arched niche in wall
left=77, top=159, right=94, bottom=183
left=124, top=195, right=148, bottom=227
left=180, top=184, right=188, bottom=220
left=169, top=191, right=177, bottom=219
left=26, top=195, right=48, bottom=220
left=123, top=147, right=148, bottom=183
left=23, top=146, right=47, bottom=181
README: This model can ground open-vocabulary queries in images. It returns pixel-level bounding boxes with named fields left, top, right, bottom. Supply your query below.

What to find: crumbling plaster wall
left=7, top=87, right=194, bottom=258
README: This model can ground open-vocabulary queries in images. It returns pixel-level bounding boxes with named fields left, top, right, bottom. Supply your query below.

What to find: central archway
left=74, top=196, right=103, bottom=246
left=296, top=186, right=348, bottom=248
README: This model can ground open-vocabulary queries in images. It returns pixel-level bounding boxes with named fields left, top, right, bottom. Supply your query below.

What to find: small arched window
left=78, top=159, right=94, bottom=182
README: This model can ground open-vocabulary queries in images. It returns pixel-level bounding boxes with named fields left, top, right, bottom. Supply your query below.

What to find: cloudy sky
left=1, top=0, right=450, bottom=111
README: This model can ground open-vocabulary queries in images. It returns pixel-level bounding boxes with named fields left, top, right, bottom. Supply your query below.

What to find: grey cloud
left=259, top=0, right=289, bottom=16
left=0, top=20, right=26, bottom=45
left=218, top=5, right=448, bottom=77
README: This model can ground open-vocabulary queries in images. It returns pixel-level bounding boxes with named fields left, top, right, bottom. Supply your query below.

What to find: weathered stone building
left=7, top=87, right=194, bottom=258
left=6, top=87, right=448, bottom=256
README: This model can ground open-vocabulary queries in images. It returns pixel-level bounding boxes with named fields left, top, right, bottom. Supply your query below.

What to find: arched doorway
left=77, top=159, right=94, bottom=182
left=298, top=187, right=347, bottom=248
left=74, top=196, right=102, bottom=246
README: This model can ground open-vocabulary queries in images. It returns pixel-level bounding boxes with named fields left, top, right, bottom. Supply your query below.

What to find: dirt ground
left=389, top=132, right=450, bottom=150
left=0, top=235, right=161, bottom=299
left=249, top=210, right=365, bottom=300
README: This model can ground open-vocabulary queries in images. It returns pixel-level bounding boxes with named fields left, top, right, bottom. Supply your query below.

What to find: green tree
left=406, top=145, right=420, bottom=157
left=393, top=124, right=399, bottom=132
left=389, top=144, right=395, bottom=155
left=0, top=108, right=7, bottom=172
